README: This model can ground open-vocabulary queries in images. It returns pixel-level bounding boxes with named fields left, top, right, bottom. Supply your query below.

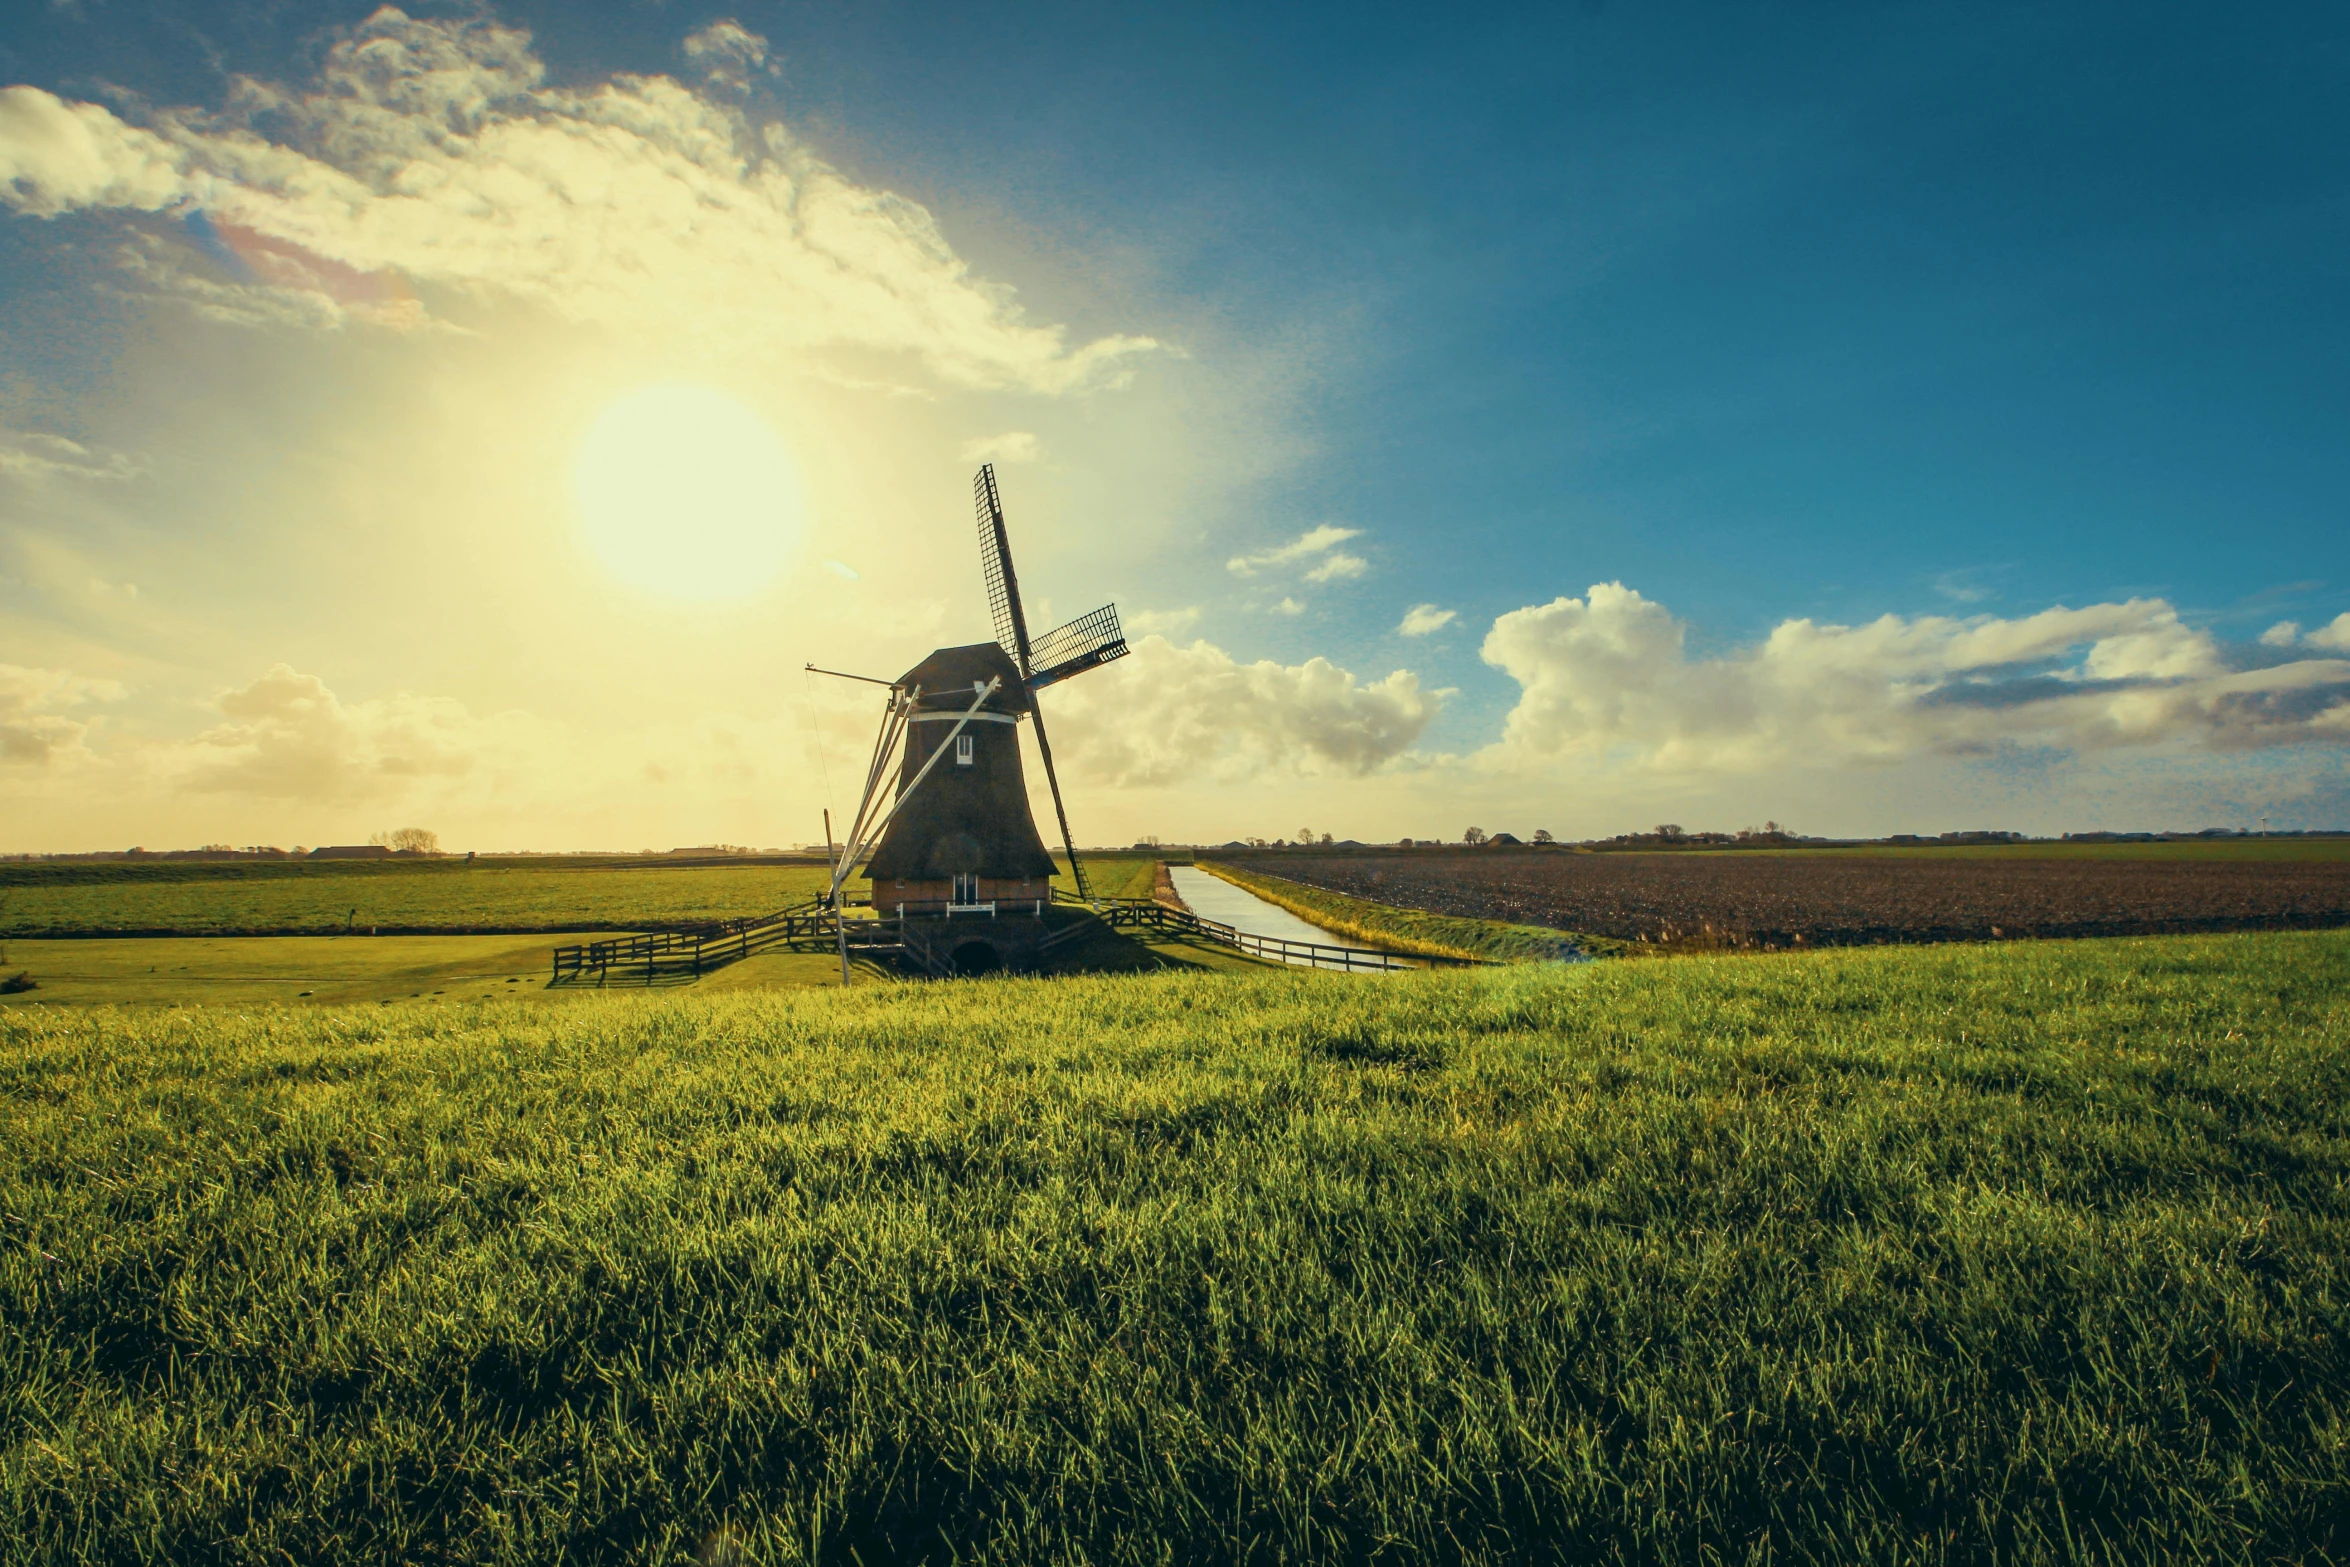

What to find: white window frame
left=955, top=733, right=975, bottom=767
left=952, top=872, right=979, bottom=903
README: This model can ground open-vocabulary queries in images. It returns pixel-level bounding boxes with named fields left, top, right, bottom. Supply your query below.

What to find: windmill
left=810, top=464, right=1127, bottom=977
left=973, top=462, right=1128, bottom=901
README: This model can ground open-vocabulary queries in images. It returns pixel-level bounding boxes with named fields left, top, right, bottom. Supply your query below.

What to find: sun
left=571, top=385, right=806, bottom=601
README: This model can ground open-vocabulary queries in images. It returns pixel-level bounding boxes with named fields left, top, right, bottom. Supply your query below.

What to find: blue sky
left=2, top=2, right=2347, bottom=847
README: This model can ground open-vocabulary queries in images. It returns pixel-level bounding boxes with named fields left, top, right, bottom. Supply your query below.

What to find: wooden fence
left=550, top=887, right=1479, bottom=984
left=549, top=900, right=886, bottom=984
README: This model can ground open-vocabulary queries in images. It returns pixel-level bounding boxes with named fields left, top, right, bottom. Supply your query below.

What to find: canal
left=1164, top=865, right=1381, bottom=966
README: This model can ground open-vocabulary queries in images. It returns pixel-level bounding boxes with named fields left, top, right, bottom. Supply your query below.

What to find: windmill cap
left=896, top=643, right=1035, bottom=714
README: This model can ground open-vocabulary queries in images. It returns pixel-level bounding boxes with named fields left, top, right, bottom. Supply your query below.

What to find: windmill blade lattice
left=976, top=465, right=1030, bottom=671
left=1028, top=604, right=1128, bottom=690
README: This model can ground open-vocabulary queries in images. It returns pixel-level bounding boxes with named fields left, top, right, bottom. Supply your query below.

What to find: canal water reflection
left=1165, top=865, right=1373, bottom=965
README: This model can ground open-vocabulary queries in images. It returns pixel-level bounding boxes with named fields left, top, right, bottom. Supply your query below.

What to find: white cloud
left=0, top=664, right=123, bottom=767
left=0, top=429, right=143, bottom=483
left=176, top=664, right=527, bottom=801
left=2308, top=613, right=2350, bottom=652
left=1398, top=604, right=1455, bottom=637
left=681, top=20, right=770, bottom=88
left=2261, top=621, right=2303, bottom=647
left=0, top=88, right=186, bottom=216
left=1047, top=634, right=1439, bottom=785
left=0, top=11, right=1154, bottom=392
left=1271, top=597, right=1304, bottom=616
left=1481, top=583, right=2350, bottom=776
left=959, top=431, right=1044, bottom=464
left=1226, top=525, right=1360, bottom=576
left=1127, top=606, right=1200, bottom=635
left=1305, top=552, right=1367, bottom=583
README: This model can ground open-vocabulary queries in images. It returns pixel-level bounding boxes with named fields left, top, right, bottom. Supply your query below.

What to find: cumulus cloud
left=178, top=663, right=524, bottom=800
left=1399, top=604, right=1455, bottom=637
left=0, top=429, right=143, bottom=483
left=2261, top=621, right=2302, bottom=647
left=959, top=430, right=1043, bottom=464
left=1482, top=583, right=2350, bottom=775
left=0, top=9, right=1155, bottom=391
left=1271, top=597, right=1304, bottom=616
left=1048, top=634, right=1439, bottom=785
left=1227, top=525, right=1359, bottom=576
left=1305, top=552, right=1368, bottom=583
left=2308, top=614, right=2350, bottom=652
left=0, top=664, right=124, bottom=766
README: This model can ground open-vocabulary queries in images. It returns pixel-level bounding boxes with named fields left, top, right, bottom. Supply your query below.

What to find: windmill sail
left=973, top=463, right=1094, bottom=902
left=1027, top=604, right=1128, bottom=690
left=976, top=464, right=1031, bottom=672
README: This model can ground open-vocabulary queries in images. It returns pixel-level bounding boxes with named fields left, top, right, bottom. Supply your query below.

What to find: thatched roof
left=896, top=643, right=1033, bottom=715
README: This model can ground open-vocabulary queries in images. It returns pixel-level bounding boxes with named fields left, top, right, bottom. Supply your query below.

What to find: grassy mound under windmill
left=5, top=929, right=2345, bottom=1563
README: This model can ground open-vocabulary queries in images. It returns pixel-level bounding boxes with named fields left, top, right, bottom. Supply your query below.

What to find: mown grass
left=1198, top=860, right=1625, bottom=961
left=1062, top=855, right=1155, bottom=901
left=0, top=935, right=570, bottom=1008
left=5, top=931, right=2346, bottom=1563
left=0, top=857, right=1156, bottom=939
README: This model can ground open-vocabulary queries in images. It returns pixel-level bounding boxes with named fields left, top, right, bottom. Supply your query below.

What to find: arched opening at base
left=950, top=940, right=1003, bottom=977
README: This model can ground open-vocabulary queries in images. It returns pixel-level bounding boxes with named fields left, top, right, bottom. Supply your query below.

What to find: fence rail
left=550, top=899, right=873, bottom=984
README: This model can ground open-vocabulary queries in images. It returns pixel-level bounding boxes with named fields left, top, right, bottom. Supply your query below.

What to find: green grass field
left=0, top=855, right=1155, bottom=939
left=0, top=858, right=1229, bottom=1008
left=4, top=931, right=2344, bottom=1563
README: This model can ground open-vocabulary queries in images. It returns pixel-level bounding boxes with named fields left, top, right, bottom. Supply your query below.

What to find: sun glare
left=572, top=386, right=805, bottom=601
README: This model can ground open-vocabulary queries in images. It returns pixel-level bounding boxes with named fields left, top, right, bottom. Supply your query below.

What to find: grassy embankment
left=5, top=931, right=2343, bottom=1563
left=1195, top=859, right=1624, bottom=961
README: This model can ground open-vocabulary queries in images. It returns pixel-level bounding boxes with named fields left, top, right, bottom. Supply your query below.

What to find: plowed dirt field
left=1222, top=848, right=2350, bottom=947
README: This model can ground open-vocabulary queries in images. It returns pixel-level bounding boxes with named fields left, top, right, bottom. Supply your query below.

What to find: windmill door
left=952, top=872, right=980, bottom=906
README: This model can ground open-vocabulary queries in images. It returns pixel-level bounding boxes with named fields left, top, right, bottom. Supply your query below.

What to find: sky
left=1, top=0, right=2347, bottom=851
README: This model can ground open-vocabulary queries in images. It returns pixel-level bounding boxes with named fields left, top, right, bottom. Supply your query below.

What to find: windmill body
left=824, top=465, right=1126, bottom=978
left=865, top=643, right=1056, bottom=918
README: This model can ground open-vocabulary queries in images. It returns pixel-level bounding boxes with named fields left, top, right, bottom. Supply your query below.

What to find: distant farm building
left=309, top=845, right=393, bottom=860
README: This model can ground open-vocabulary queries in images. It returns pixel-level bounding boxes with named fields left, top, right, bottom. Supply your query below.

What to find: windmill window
left=953, top=872, right=980, bottom=903
left=955, top=733, right=975, bottom=767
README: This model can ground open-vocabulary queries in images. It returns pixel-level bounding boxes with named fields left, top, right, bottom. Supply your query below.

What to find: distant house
left=309, top=845, right=393, bottom=860
left=1486, top=831, right=1523, bottom=846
